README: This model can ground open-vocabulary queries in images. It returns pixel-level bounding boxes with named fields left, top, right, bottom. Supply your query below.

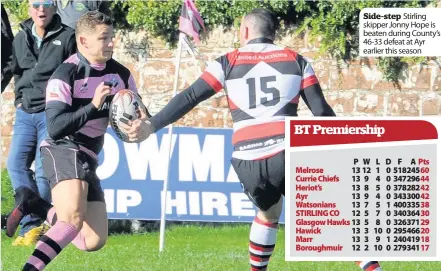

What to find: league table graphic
left=285, top=117, right=440, bottom=261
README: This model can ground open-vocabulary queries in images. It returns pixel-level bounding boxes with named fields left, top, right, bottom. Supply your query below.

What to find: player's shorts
left=231, top=151, right=285, bottom=211
left=40, top=142, right=105, bottom=202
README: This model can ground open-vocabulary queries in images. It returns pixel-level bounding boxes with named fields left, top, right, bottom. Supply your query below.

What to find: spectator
left=1, top=4, right=14, bottom=93
left=6, top=0, right=76, bottom=246
left=54, top=0, right=111, bottom=30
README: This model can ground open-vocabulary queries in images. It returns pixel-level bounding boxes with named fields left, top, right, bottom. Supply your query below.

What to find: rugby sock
left=45, top=207, right=87, bottom=251
left=356, top=261, right=382, bottom=271
left=23, top=221, right=79, bottom=271
left=249, top=217, right=278, bottom=271
left=71, top=230, right=88, bottom=251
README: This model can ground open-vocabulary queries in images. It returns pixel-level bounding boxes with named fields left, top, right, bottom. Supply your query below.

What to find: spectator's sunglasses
left=31, top=1, right=54, bottom=9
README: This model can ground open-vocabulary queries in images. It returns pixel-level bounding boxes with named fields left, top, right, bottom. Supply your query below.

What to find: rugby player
left=7, top=10, right=148, bottom=270
left=121, top=8, right=383, bottom=271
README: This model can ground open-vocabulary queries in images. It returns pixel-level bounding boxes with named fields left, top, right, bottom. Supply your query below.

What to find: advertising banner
left=98, top=127, right=286, bottom=223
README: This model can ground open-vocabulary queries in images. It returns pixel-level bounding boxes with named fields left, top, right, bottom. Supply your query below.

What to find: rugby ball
left=109, top=89, right=148, bottom=142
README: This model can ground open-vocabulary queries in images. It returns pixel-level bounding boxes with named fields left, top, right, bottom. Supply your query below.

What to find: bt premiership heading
left=293, top=124, right=386, bottom=137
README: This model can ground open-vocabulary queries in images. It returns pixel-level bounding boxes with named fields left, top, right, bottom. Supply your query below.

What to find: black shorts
left=231, top=151, right=285, bottom=211
left=40, top=143, right=105, bottom=202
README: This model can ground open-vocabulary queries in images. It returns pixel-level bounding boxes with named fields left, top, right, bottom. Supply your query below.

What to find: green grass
left=2, top=170, right=440, bottom=270
left=2, top=224, right=441, bottom=271
left=1, top=169, right=14, bottom=215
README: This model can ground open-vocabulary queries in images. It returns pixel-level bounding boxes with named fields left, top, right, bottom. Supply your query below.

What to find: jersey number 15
left=246, top=75, right=280, bottom=109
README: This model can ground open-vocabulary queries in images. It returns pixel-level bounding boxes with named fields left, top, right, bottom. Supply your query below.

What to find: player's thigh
left=231, top=154, right=282, bottom=212
left=259, top=151, right=285, bottom=221
left=267, top=150, right=285, bottom=196
left=50, top=179, right=88, bottom=228
left=41, top=145, right=90, bottom=227
left=81, top=169, right=108, bottom=250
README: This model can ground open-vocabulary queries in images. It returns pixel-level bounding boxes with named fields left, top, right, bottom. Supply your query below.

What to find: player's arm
left=299, top=57, right=336, bottom=116
left=45, top=78, right=97, bottom=140
left=45, top=78, right=109, bottom=140
left=148, top=78, right=218, bottom=131
left=148, top=59, right=225, bottom=132
left=121, top=57, right=226, bottom=143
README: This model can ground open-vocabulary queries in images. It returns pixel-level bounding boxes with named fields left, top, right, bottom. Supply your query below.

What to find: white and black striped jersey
left=150, top=38, right=335, bottom=160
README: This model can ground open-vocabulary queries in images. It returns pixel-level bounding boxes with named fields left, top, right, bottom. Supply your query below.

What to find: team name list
left=294, top=166, right=347, bottom=254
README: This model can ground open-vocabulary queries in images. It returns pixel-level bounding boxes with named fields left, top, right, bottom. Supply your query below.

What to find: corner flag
left=159, top=0, right=207, bottom=253
left=178, top=0, right=206, bottom=44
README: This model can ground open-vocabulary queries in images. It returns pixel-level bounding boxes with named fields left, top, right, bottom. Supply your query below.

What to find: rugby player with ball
left=6, top=10, right=149, bottom=271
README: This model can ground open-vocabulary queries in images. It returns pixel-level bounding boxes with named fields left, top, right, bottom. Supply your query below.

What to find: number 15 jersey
left=150, top=38, right=335, bottom=160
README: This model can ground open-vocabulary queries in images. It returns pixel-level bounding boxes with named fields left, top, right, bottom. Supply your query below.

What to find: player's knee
left=85, top=235, right=107, bottom=252
left=258, top=208, right=281, bottom=223
left=62, top=211, right=86, bottom=230
left=258, top=197, right=283, bottom=223
left=257, top=211, right=279, bottom=224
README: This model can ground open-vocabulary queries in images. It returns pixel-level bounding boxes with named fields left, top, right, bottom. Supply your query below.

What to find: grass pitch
left=2, top=224, right=441, bottom=271
left=2, top=170, right=441, bottom=270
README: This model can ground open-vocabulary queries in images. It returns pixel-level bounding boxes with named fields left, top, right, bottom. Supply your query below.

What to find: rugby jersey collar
left=247, top=37, right=274, bottom=45
left=77, top=52, right=107, bottom=71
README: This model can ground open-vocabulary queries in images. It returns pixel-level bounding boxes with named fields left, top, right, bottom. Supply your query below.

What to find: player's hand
left=136, top=105, right=149, bottom=121
left=119, top=115, right=154, bottom=143
left=91, top=82, right=111, bottom=109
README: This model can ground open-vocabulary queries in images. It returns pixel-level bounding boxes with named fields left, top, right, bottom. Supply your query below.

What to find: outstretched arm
left=118, top=78, right=218, bottom=143
left=120, top=57, right=226, bottom=142
left=149, top=77, right=217, bottom=132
